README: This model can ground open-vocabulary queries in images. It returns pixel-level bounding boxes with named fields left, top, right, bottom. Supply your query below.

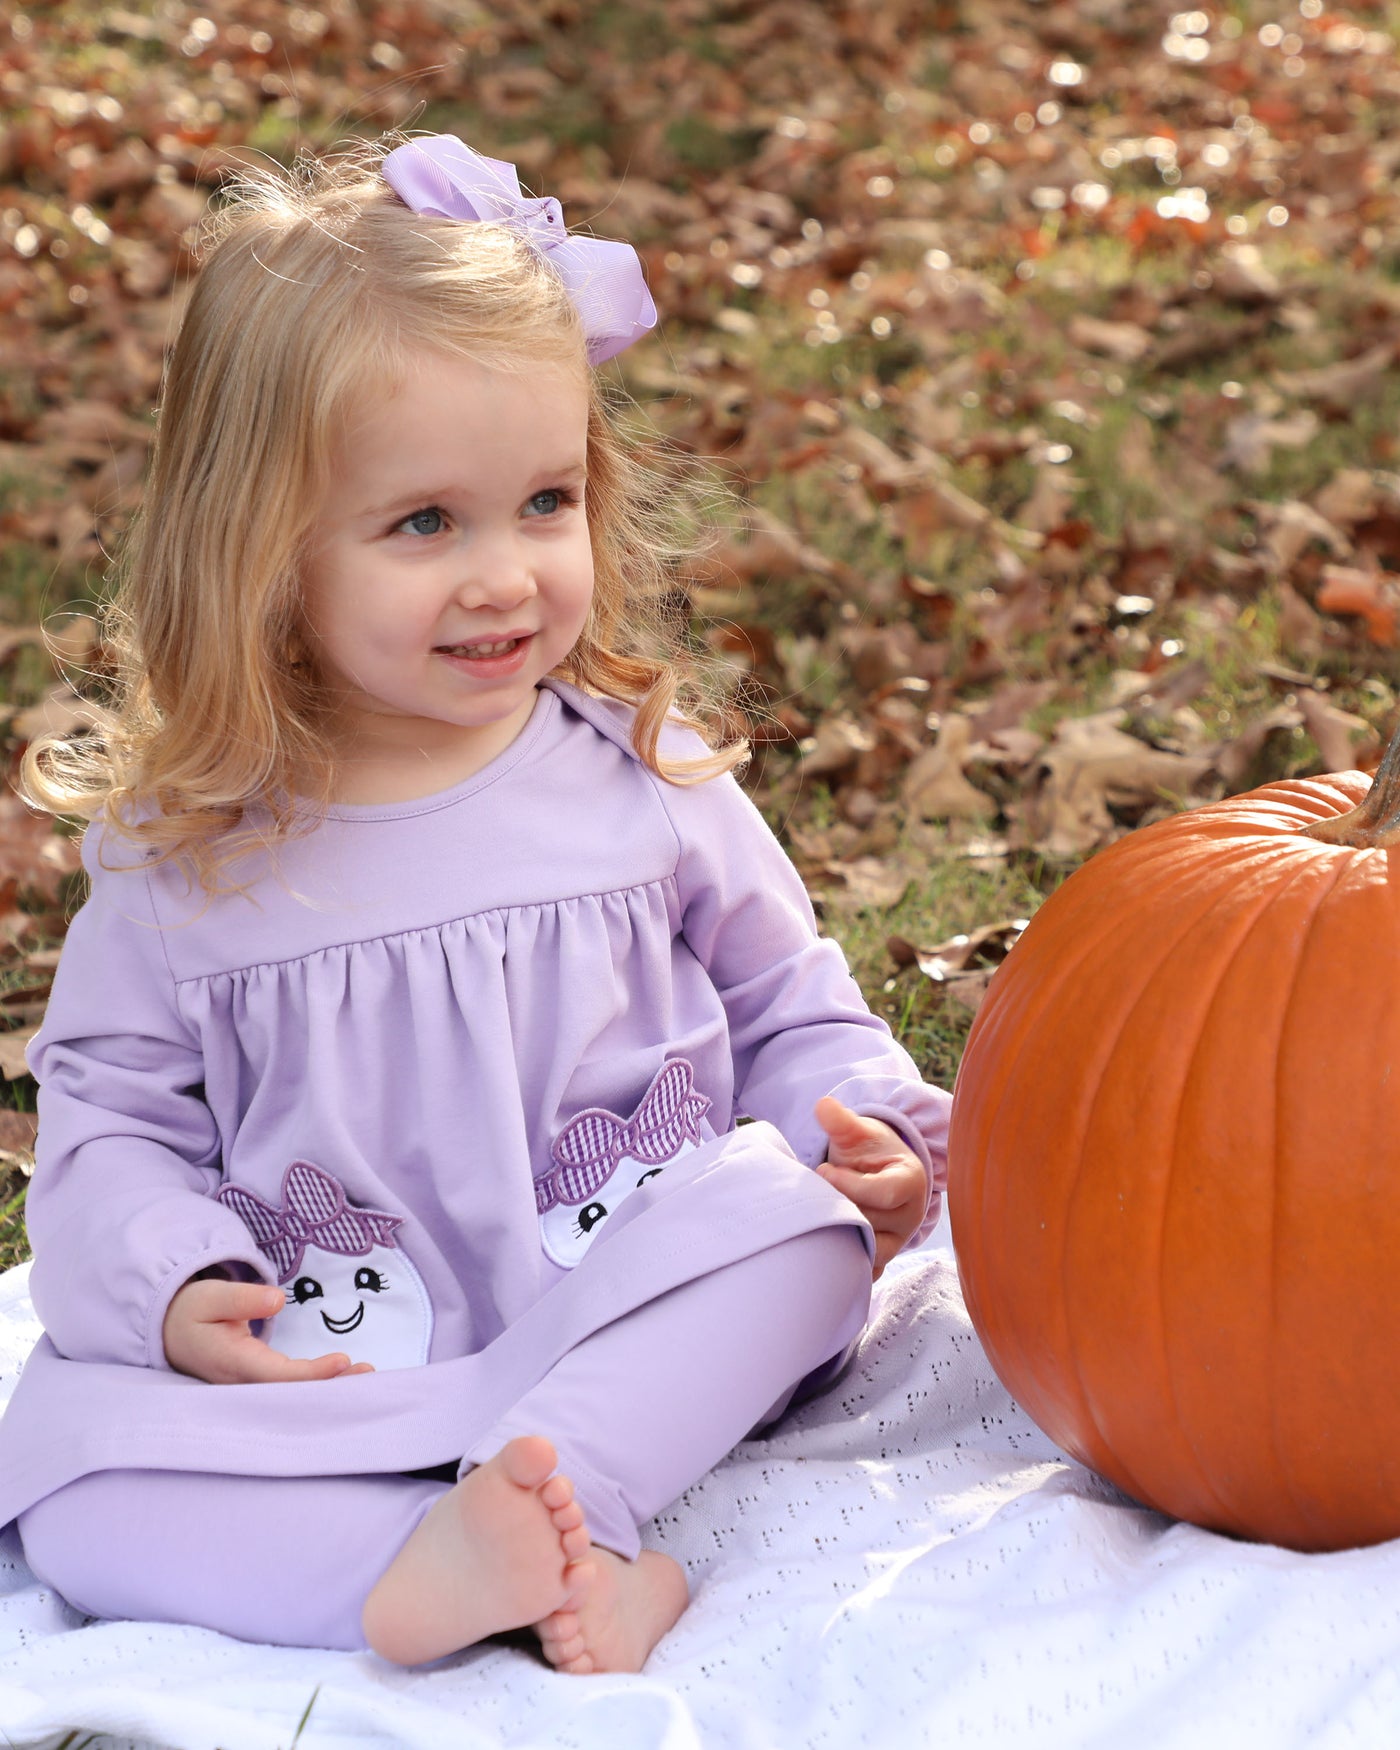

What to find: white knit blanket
left=1, top=1237, right=1397, bottom=1750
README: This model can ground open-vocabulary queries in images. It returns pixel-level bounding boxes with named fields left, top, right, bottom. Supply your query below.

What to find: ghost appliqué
left=536, top=1059, right=711, bottom=1267
left=216, top=1160, right=433, bottom=1370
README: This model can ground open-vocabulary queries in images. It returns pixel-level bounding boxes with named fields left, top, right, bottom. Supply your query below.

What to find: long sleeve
left=661, top=765, right=951, bottom=1244
left=25, top=836, right=274, bottom=1368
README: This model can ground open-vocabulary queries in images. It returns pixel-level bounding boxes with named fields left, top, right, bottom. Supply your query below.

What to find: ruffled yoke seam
left=169, top=873, right=683, bottom=987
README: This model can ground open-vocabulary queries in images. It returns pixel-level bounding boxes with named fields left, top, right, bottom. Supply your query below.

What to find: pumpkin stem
left=1304, top=725, right=1400, bottom=847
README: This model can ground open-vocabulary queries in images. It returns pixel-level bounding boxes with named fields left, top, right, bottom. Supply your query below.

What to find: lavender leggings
left=19, top=1226, right=870, bottom=1652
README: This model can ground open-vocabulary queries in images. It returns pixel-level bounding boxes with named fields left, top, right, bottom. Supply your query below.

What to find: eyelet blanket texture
left=0, top=1236, right=1398, bottom=1750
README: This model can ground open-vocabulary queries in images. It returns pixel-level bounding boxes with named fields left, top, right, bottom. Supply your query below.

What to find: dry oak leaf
left=820, top=855, right=914, bottom=911
left=966, top=727, right=1046, bottom=774
left=1212, top=705, right=1306, bottom=793
left=1020, top=713, right=1213, bottom=858
left=1276, top=581, right=1329, bottom=662
left=1212, top=245, right=1282, bottom=306
left=695, top=507, right=857, bottom=591
left=887, top=917, right=1029, bottom=981
left=0, top=626, right=47, bottom=665
left=1273, top=342, right=1398, bottom=414
left=964, top=679, right=1058, bottom=740
left=1014, top=465, right=1081, bottom=536
left=798, top=714, right=877, bottom=780
left=13, top=687, right=102, bottom=745
left=0, top=1024, right=38, bottom=1081
left=1315, top=563, right=1399, bottom=648
left=1066, top=314, right=1153, bottom=363
left=1221, top=410, right=1319, bottom=475
left=901, top=715, right=997, bottom=822
left=887, top=919, right=1029, bottom=1020
left=1294, top=688, right=1379, bottom=773
left=1313, top=469, right=1383, bottom=531
left=35, top=400, right=152, bottom=456
left=0, top=1110, right=37, bottom=1154
left=0, top=793, right=81, bottom=903
left=1253, top=500, right=1352, bottom=576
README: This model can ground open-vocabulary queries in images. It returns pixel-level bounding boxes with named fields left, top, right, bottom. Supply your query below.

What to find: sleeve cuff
left=144, top=1243, right=278, bottom=1371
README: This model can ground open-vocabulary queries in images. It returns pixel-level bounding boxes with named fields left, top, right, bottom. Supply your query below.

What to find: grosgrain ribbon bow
left=537, top=1058, right=712, bottom=1213
left=217, top=1159, right=403, bottom=1283
left=382, top=135, right=658, bottom=366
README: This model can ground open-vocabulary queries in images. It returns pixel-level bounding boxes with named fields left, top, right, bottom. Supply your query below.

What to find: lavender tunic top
left=0, top=682, right=951, bottom=1523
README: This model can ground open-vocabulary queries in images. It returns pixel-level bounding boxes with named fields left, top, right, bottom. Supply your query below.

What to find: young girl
left=0, top=134, right=951, bottom=1673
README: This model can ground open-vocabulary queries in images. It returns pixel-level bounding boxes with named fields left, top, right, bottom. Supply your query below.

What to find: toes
left=540, top=1473, right=575, bottom=1511
left=538, top=1606, right=580, bottom=1642
left=499, top=1435, right=558, bottom=1490
left=560, top=1524, right=590, bottom=1561
left=549, top=1497, right=585, bottom=1533
left=536, top=1608, right=589, bottom=1670
left=563, top=1558, right=595, bottom=1603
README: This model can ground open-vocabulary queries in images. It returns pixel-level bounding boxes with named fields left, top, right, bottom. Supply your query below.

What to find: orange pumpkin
left=948, top=753, right=1400, bottom=1551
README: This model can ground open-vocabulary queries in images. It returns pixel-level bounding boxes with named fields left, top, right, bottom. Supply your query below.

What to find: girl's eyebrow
left=357, top=458, right=588, bottom=523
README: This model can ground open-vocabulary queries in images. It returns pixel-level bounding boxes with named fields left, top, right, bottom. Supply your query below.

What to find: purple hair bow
left=382, top=135, right=657, bottom=366
left=217, top=1160, right=403, bottom=1283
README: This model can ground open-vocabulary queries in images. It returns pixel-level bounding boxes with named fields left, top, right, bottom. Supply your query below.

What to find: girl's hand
left=162, top=1277, right=375, bottom=1384
left=814, top=1097, right=928, bottom=1280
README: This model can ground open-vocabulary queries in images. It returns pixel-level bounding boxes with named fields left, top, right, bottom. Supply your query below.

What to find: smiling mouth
left=436, top=635, right=528, bottom=658
left=320, top=1303, right=365, bottom=1334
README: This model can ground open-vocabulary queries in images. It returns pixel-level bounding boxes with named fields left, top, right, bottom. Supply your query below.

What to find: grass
left=819, top=834, right=1048, bottom=1086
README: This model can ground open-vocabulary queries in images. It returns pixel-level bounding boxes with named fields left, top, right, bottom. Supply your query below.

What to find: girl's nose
left=454, top=532, right=538, bottom=609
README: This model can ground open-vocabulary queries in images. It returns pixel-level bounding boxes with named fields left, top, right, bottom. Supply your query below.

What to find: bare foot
left=362, top=1435, right=591, bottom=1666
left=535, top=1546, right=688, bottom=1675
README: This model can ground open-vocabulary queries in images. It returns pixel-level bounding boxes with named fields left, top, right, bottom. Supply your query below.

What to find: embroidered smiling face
left=267, top=1239, right=432, bottom=1371
left=216, top=1160, right=434, bottom=1372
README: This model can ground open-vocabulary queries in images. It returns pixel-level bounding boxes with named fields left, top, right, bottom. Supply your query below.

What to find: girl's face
left=300, top=352, right=594, bottom=799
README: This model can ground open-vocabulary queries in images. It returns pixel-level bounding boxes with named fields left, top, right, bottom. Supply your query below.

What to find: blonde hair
left=24, top=137, right=745, bottom=892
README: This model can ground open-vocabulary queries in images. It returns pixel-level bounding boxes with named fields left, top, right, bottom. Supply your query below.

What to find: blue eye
left=525, top=489, right=566, bottom=518
left=399, top=507, right=444, bottom=536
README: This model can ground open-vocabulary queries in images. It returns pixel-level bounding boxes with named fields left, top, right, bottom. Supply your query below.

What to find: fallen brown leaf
left=1316, top=563, right=1399, bottom=647
left=0, top=1110, right=37, bottom=1153
left=821, top=855, right=913, bottom=910
left=901, top=716, right=997, bottom=822
left=1067, top=314, right=1153, bottom=363
left=887, top=917, right=1028, bottom=980
left=1212, top=245, right=1282, bottom=306
left=1019, top=713, right=1214, bottom=857
left=1295, top=688, right=1378, bottom=772
left=1274, top=341, right=1398, bottom=414
left=1221, top=410, right=1319, bottom=475
left=0, top=1024, right=38, bottom=1081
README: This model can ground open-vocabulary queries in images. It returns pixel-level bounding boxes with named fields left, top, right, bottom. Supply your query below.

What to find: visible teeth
left=443, top=638, right=519, bottom=657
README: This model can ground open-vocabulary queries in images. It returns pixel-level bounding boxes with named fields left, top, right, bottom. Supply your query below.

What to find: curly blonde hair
left=23, top=137, right=744, bottom=892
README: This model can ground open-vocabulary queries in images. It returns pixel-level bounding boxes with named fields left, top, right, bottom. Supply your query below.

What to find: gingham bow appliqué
left=217, top=1160, right=404, bottom=1284
left=535, top=1059, right=711, bottom=1214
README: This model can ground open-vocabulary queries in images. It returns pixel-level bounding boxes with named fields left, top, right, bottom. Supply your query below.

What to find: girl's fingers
left=184, top=1278, right=285, bottom=1323
left=816, top=1099, right=913, bottom=1168
left=814, top=1095, right=868, bottom=1146
left=818, top=1159, right=923, bottom=1214
left=224, top=1341, right=353, bottom=1384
